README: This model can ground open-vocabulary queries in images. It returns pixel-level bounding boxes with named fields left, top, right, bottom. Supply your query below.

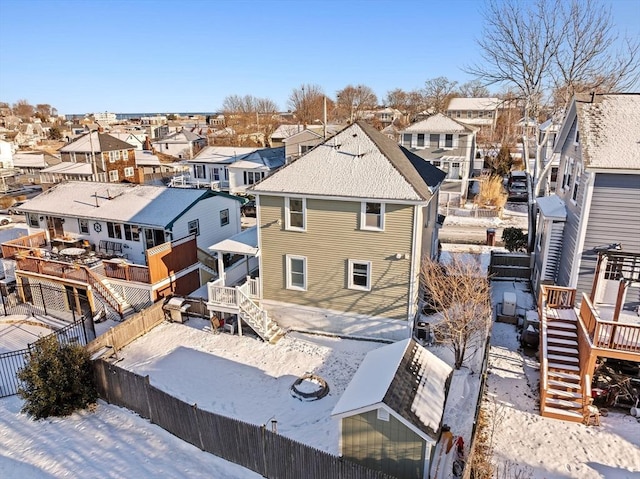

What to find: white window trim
left=285, top=197, right=306, bottom=231
left=571, top=163, right=582, bottom=204
left=109, top=170, right=119, bottom=182
left=377, top=407, right=390, bottom=422
left=124, top=167, right=134, bottom=178
left=360, top=202, right=385, bottom=231
left=348, top=259, right=372, bottom=291
left=286, top=254, right=307, bottom=291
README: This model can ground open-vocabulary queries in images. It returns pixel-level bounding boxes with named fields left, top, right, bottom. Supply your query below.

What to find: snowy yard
left=0, top=395, right=262, bottom=479
left=487, top=282, right=640, bottom=479
left=115, top=320, right=384, bottom=455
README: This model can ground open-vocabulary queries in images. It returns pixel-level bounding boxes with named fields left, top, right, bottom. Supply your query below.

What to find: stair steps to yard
left=541, top=310, right=585, bottom=423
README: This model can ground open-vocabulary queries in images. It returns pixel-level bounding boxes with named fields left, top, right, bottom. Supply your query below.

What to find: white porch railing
left=207, top=278, right=238, bottom=308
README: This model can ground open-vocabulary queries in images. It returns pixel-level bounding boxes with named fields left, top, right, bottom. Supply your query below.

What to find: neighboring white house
left=17, top=181, right=244, bottom=266
left=446, top=98, right=500, bottom=127
left=171, top=146, right=285, bottom=195
left=151, top=129, right=207, bottom=159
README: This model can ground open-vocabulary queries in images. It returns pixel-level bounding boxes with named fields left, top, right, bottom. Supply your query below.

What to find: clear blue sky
left=0, top=0, right=638, bottom=115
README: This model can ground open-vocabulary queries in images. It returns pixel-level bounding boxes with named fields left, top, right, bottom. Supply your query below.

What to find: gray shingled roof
left=252, top=121, right=446, bottom=201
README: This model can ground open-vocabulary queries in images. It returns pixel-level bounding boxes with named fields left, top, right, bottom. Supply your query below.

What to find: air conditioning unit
left=502, top=292, right=517, bottom=317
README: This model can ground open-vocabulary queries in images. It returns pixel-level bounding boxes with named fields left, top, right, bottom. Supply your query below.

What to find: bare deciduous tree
left=459, top=80, right=491, bottom=98
left=13, top=99, right=34, bottom=119
left=288, top=84, right=327, bottom=126
left=220, top=94, right=280, bottom=146
left=385, top=88, right=426, bottom=124
left=336, top=84, right=378, bottom=122
left=423, top=76, right=459, bottom=113
left=420, top=255, right=492, bottom=369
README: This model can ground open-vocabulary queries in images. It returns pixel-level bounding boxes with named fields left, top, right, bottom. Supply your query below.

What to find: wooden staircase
left=237, top=284, right=284, bottom=344
left=541, top=314, right=585, bottom=422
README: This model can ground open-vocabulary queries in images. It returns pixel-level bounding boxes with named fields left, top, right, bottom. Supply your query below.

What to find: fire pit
left=290, top=374, right=329, bottom=401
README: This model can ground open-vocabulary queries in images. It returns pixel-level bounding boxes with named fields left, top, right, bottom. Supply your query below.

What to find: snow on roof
left=11, top=153, right=47, bottom=168
left=403, top=113, right=474, bottom=133
left=271, top=124, right=308, bottom=139
left=41, top=162, right=92, bottom=175
left=18, top=181, right=225, bottom=228
left=59, top=132, right=134, bottom=153
left=252, top=121, right=445, bottom=201
left=332, top=338, right=452, bottom=439
left=191, top=146, right=257, bottom=164
left=227, top=159, right=269, bottom=170
left=575, top=93, right=640, bottom=169
left=134, top=150, right=161, bottom=166
left=536, top=195, right=567, bottom=220
left=447, top=97, right=500, bottom=111
left=331, top=339, right=408, bottom=417
left=208, top=226, right=258, bottom=255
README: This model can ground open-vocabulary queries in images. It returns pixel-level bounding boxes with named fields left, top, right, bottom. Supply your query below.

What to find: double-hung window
left=285, top=197, right=306, bottom=231
left=348, top=260, right=372, bottom=291
left=286, top=255, right=307, bottom=291
left=109, top=170, right=119, bottom=182
left=188, top=219, right=200, bottom=236
left=220, top=209, right=229, bottom=226
left=571, top=163, right=582, bottom=203
left=361, top=202, right=384, bottom=230
left=124, top=167, right=134, bottom=178
left=79, top=219, right=89, bottom=234
left=444, top=134, right=454, bottom=148
left=402, top=134, right=412, bottom=148
left=417, top=134, right=425, bottom=147
left=429, top=134, right=440, bottom=148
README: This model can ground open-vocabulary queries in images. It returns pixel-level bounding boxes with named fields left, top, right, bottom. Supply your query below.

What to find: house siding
left=342, top=410, right=427, bottom=479
left=259, top=195, right=414, bottom=321
left=577, top=173, right=640, bottom=301
left=555, top=125, right=583, bottom=288
left=170, top=196, right=242, bottom=253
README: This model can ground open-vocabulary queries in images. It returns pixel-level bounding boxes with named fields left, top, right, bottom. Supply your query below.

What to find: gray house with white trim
left=533, top=93, right=640, bottom=310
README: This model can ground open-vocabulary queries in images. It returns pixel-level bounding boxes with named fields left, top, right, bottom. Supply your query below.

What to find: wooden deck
left=539, top=285, right=640, bottom=423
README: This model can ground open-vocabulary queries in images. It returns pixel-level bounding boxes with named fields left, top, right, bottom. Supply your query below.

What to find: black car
left=507, top=182, right=528, bottom=201
left=241, top=200, right=256, bottom=217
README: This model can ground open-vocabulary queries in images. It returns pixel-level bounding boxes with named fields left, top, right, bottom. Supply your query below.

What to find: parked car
left=508, top=181, right=528, bottom=201
left=0, top=214, right=12, bottom=226
left=241, top=200, right=256, bottom=217
left=507, top=170, right=528, bottom=187
left=7, top=201, right=26, bottom=215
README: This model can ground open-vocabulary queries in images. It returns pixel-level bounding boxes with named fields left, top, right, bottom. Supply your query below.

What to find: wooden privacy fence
left=488, top=251, right=531, bottom=279
left=93, top=360, right=395, bottom=479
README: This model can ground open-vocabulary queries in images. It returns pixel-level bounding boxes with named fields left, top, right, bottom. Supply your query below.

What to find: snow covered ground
left=0, top=395, right=262, bottom=479
left=1, top=243, right=638, bottom=478
left=114, top=322, right=383, bottom=455
left=487, top=281, right=640, bottom=479
left=486, top=321, right=640, bottom=479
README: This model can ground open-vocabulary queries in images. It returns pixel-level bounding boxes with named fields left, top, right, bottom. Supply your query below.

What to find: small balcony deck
left=541, top=285, right=640, bottom=359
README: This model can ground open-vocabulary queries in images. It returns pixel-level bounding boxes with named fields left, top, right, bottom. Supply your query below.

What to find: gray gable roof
left=253, top=121, right=446, bottom=201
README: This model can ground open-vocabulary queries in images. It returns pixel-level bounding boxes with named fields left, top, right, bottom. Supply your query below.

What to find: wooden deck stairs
left=542, top=315, right=584, bottom=422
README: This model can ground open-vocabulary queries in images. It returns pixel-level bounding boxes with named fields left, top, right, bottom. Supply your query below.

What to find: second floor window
left=444, top=134, right=454, bottom=148
left=109, top=151, right=118, bottom=163
left=362, top=202, right=384, bottom=230
left=286, top=197, right=306, bottom=231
